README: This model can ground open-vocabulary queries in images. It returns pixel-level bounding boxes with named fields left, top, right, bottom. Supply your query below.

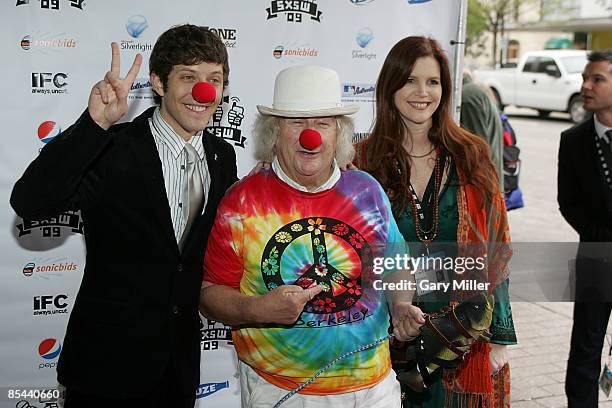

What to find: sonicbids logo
left=22, top=260, right=78, bottom=278
left=272, top=44, right=318, bottom=61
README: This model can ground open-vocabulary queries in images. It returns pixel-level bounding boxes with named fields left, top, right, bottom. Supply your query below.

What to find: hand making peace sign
left=88, top=42, right=143, bottom=130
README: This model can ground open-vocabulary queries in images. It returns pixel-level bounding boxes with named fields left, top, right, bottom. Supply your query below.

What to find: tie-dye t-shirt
left=203, top=168, right=407, bottom=395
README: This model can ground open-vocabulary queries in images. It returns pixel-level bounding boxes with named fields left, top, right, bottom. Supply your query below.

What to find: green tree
left=466, top=0, right=488, bottom=59
left=467, top=0, right=572, bottom=67
left=467, top=0, right=518, bottom=67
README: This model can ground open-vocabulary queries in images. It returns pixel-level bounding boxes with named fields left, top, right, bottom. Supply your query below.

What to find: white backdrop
left=0, top=1, right=465, bottom=407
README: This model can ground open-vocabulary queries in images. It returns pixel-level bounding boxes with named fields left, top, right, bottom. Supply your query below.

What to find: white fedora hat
left=257, top=65, right=359, bottom=118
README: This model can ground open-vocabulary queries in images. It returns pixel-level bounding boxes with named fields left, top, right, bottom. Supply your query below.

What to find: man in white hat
left=199, top=65, right=423, bottom=407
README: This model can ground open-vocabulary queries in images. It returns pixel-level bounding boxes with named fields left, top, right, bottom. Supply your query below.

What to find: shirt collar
left=150, top=107, right=205, bottom=159
left=594, top=114, right=612, bottom=144
left=272, top=157, right=341, bottom=193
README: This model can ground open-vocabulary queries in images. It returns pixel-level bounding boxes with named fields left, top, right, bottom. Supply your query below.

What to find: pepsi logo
left=38, top=338, right=62, bottom=360
left=37, top=121, right=61, bottom=144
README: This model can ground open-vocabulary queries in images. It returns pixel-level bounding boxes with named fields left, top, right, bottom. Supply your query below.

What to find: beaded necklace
left=407, top=150, right=443, bottom=252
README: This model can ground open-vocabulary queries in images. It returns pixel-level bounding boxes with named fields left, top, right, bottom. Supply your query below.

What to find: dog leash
left=273, top=334, right=394, bottom=408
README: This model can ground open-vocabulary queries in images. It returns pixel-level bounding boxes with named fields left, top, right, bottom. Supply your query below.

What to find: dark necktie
left=604, top=129, right=612, bottom=151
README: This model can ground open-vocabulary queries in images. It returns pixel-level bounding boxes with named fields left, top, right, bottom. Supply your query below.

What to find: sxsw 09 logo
left=16, top=0, right=85, bottom=10
left=266, top=1, right=322, bottom=23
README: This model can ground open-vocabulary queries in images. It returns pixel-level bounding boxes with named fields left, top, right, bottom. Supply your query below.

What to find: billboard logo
left=356, top=28, right=374, bottom=48
left=273, top=46, right=284, bottom=59
left=22, top=260, right=79, bottom=279
left=196, top=381, right=230, bottom=399
left=266, top=0, right=322, bottom=23
left=208, top=95, right=246, bottom=148
left=38, top=338, right=62, bottom=370
left=352, top=28, right=376, bottom=60
left=121, top=15, right=152, bottom=52
left=204, top=26, right=238, bottom=48
left=21, top=36, right=31, bottom=50
left=38, top=338, right=61, bottom=360
left=23, top=262, right=35, bottom=277
left=342, top=83, right=375, bottom=103
left=37, top=121, right=61, bottom=144
left=21, top=33, right=77, bottom=51
left=200, top=318, right=233, bottom=352
left=31, top=72, right=68, bottom=95
left=16, top=0, right=85, bottom=10
left=128, top=77, right=154, bottom=101
left=16, top=211, right=84, bottom=237
left=34, top=294, right=69, bottom=316
left=343, top=83, right=375, bottom=98
left=126, top=15, right=148, bottom=38
left=272, top=44, right=319, bottom=62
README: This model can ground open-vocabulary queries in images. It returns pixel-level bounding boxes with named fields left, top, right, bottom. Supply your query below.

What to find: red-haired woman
left=356, top=36, right=516, bottom=408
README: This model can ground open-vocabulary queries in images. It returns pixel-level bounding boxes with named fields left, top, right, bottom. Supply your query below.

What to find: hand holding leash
left=391, top=302, right=426, bottom=341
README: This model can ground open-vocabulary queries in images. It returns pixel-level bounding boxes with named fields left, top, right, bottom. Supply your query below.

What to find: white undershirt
left=594, top=114, right=612, bottom=145
left=271, top=157, right=340, bottom=193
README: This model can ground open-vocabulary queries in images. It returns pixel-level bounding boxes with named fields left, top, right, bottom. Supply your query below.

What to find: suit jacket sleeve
left=10, top=110, right=112, bottom=220
left=558, top=130, right=612, bottom=240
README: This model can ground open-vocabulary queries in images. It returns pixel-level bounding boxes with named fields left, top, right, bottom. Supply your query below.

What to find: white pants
left=239, top=361, right=402, bottom=408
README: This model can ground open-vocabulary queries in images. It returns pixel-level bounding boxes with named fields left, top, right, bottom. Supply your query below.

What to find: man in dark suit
left=558, top=49, right=612, bottom=408
left=10, top=25, right=238, bottom=408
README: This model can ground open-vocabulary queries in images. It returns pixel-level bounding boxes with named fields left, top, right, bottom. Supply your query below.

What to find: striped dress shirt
left=149, top=108, right=211, bottom=242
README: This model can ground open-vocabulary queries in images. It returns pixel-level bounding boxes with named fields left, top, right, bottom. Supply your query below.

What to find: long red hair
left=359, top=36, right=498, bottom=214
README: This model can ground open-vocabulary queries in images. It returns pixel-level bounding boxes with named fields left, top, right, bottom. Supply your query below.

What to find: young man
left=11, top=25, right=238, bottom=408
left=558, top=49, right=612, bottom=408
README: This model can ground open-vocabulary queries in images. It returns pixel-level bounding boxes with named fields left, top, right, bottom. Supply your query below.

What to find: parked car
left=474, top=50, right=588, bottom=123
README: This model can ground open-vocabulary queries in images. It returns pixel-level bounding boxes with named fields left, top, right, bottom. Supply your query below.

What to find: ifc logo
left=126, top=15, right=148, bottom=39
left=356, top=28, right=374, bottom=48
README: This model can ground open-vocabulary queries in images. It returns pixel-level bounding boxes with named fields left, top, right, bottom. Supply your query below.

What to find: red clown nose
left=191, top=82, right=216, bottom=103
left=299, top=129, right=322, bottom=150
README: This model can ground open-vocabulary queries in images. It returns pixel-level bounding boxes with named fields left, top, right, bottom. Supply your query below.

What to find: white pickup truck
left=474, top=50, right=588, bottom=123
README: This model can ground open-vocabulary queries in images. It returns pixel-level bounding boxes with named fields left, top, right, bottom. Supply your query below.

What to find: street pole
left=452, top=0, right=468, bottom=123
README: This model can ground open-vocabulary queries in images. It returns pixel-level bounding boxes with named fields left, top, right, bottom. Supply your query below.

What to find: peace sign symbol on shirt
left=261, top=217, right=372, bottom=314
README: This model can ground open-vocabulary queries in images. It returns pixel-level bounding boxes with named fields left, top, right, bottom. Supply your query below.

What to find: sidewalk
left=510, top=302, right=612, bottom=407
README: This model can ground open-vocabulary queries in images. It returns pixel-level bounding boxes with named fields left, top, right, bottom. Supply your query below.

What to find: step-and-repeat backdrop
left=0, top=1, right=465, bottom=407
